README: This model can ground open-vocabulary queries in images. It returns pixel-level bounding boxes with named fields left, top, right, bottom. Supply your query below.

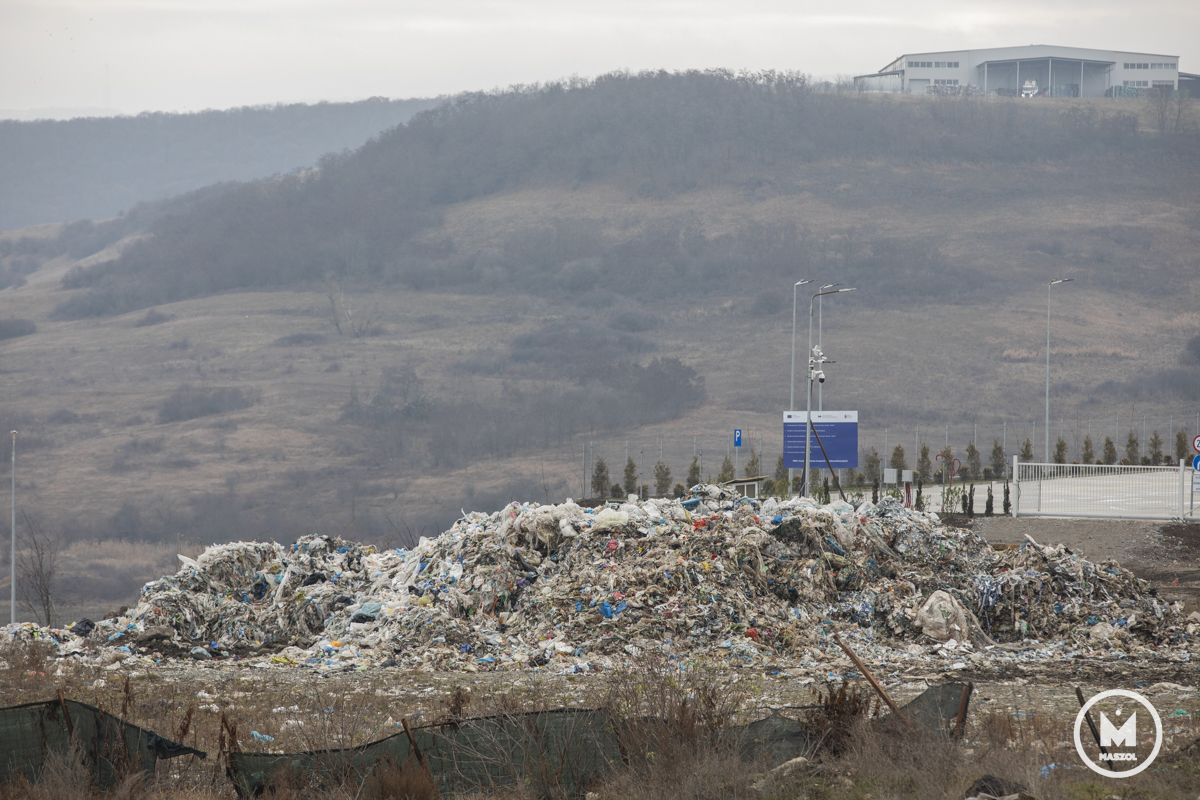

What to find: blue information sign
left=783, top=411, right=859, bottom=469
left=734, top=429, right=742, bottom=447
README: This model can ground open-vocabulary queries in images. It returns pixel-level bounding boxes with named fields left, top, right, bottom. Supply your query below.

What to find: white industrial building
left=854, top=44, right=1181, bottom=97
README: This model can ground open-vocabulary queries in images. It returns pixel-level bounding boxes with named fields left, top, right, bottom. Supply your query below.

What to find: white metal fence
left=1013, top=457, right=1200, bottom=520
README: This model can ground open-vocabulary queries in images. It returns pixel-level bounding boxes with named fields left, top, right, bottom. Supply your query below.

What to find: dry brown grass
left=1, top=154, right=1199, bottom=618
left=2, top=646, right=1200, bottom=799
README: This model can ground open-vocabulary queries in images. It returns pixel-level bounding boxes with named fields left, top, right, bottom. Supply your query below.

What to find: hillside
left=39, top=72, right=1200, bottom=320
left=1, top=71, right=1199, bottom=621
left=0, top=96, right=440, bottom=230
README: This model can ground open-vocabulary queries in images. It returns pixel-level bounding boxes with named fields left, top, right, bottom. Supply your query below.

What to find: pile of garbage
left=6, top=488, right=1196, bottom=673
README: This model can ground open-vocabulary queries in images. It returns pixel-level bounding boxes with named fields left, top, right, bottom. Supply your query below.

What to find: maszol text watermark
left=1074, top=689, right=1163, bottom=778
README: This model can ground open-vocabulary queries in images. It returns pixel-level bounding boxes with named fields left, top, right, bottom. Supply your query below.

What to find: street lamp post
left=9, top=431, right=14, bottom=625
left=803, top=288, right=856, bottom=498
left=788, top=280, right=813, bottom=494
left=1045, top=278, right=1073, bottom=462
left=816, top=283, right=840, bottom=412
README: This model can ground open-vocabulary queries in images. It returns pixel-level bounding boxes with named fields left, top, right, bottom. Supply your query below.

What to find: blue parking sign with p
left=734, top=429, right=742, bottom=447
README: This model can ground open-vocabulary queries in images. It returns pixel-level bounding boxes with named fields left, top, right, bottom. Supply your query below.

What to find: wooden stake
left=401, top=718, right=425, bottom=768
left=834, top=633, right=913, bottom=729
left=953, top=682, right=973, bottom=737
left=1075, top=687, right=1110, bottom=761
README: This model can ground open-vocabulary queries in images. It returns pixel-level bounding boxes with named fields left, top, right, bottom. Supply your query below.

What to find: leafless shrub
left=802, top=679, right=876, bottom=757
left=157, top=384, right=258, bottom=423
left=326, top=283, right=384, bottom=338
left=359, top=755, right=439, bottom=800
left=133, top=309, right=173, bottom=327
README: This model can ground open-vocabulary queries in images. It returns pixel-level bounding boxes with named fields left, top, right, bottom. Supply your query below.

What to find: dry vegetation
left=2, top=645, right=1199, bottom=798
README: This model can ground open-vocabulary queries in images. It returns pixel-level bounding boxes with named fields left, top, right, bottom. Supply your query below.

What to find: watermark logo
left=1074, top=689, right=1163, bottom=777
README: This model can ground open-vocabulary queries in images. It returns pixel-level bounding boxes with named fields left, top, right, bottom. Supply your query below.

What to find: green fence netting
left=229, top=707, right=621, bottom=798
left=228, top=683, right=970, bottom=797
left=0, top=698, right=206, bottom=788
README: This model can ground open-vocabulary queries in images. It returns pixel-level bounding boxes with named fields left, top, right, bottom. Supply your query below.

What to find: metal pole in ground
left=788, top=279, right=812, bottom=495
left=9, top=431, right=15, bottom=625
left=1012, top=455, right=1019, bottom=517
left=1181, top=459, right=1186, bottom=520
left=1045, top=278, right=1072, bottom=461
left=802, top=287, right=854, bottom=497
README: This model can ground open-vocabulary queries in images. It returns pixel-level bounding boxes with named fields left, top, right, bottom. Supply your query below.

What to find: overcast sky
left=2, top=0, right=1197, bottom=116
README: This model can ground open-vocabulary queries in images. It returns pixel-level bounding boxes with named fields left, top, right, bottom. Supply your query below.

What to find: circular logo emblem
left=1074, top=689, right=1163, bottom=778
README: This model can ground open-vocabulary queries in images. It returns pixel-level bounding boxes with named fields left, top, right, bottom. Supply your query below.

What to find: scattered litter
left=3, top=489, right=1193, bottom=673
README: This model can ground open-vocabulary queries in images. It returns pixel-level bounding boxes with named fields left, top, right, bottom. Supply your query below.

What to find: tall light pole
left=1045, top=278, right=1072, bottom=462
left=804, top=288, right=856, bottom=497
left=816, top=283, right=840, bottom=412
left=788, top=279, right=813, bottom=494
left=9, top=431, right=14, bottom=625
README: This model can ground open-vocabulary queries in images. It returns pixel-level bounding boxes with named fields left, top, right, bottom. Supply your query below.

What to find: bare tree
left=1172, top=90, right=1194, bottom=135
left=1149, top=87, right=1174, bottom=135
left=326, top=280, right=383, bottom=338
left=325, top=283, right=343, bottom=335
left=18, top=514, right=65, bottom=628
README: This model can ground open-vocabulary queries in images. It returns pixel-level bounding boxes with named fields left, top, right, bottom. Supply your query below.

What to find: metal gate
left=1013, top=457, right=1200, bottom=520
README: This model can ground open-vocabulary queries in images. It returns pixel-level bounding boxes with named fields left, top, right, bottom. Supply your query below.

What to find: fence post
left=1182, top=458, right=1187, bottom=520
left=1011, top=455, right=1019, bottom=518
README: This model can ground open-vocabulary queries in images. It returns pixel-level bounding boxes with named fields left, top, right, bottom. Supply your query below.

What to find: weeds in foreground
left=2, top=643, right=1200, bottom=798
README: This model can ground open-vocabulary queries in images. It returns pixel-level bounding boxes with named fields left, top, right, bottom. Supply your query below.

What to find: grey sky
left=2, top=0, right=1197, bottom=115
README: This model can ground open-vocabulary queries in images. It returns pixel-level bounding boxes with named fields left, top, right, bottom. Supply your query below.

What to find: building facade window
left=933, top=79, right=960, bottom=85
left=1123, top=80, right=1149, bottom=88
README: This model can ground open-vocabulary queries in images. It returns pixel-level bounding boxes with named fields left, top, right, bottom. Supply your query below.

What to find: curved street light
left=788, top=280, right=813, bottom=493
left=1045, top=278, right=1073, bottom=462
left=817, top=283, right=841, bottom=412
left=803, top=287, right=856, bottom=498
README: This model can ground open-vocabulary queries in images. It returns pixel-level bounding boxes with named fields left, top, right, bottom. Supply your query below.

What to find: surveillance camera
left=817, top=371, right=826, bottom=384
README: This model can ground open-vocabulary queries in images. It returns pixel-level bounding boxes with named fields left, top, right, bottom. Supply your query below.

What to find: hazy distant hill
left=0, top=96, right=441, bottom=230
left=43, top=71, right=1200, bottom=323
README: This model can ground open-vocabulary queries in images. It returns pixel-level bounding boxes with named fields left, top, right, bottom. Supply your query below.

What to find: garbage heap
left=51, top=488, right=1196, bottom=671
